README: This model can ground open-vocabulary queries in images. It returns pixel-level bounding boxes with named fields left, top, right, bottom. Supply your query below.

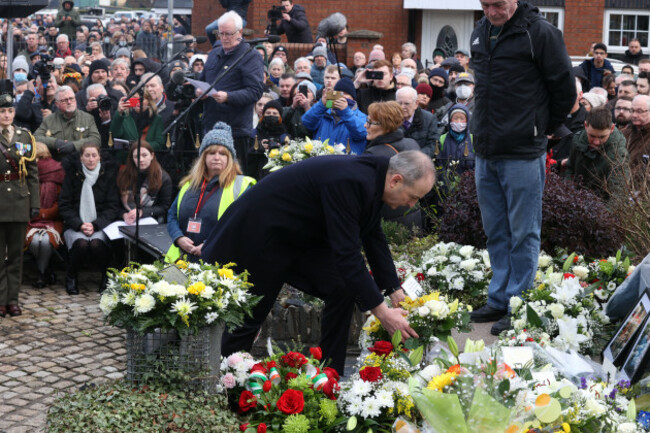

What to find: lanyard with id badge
left=187, top=179, right=217, bottom=234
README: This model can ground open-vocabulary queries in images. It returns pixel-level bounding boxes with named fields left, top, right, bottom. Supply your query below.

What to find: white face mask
left=400, top=68, right=416, bottom=80
left=456, top=84, right=472, bottom=100
left=450, top=121, right=467, bottom=133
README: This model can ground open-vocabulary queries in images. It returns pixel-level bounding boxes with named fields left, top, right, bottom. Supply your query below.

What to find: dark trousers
left=221, top=247, right=356, bottom=374
left=0, top=222, right=27, bottom=305
left=234, top=136, right=251, bottom=176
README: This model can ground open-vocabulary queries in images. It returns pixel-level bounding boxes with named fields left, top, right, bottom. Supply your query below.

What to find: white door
left=421, top=10, right=477, bottom=68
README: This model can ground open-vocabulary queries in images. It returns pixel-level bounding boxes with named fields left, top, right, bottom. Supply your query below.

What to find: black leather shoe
left=491, top=316, right=512, bottom=336
left=7, top=304, right=22, bottom=317
left=470, top=304, right=507, bottom=323
left=33, top=273, right=47, bottom=289
left=66, top=275, right=79, bottom=295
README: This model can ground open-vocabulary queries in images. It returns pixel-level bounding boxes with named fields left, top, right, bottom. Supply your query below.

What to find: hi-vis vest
left=164, top=175, right=256, bottom=263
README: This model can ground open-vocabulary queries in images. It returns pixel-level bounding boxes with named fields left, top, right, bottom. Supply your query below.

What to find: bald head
left=632, top=94, right=650, bottom=127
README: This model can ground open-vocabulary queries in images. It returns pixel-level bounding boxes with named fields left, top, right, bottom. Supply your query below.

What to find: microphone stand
left=162, top=39, right=258, bottom=136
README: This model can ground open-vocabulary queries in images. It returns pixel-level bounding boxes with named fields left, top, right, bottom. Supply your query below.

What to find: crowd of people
left=0, top=0, right=647, bottom=345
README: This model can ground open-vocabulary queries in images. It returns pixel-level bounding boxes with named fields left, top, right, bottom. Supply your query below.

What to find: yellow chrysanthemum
left=218, top=268, right=234, bottom=279
left=427, top=372, right=457, bottom=392
left=282, top=152, right=292, bottom=162
left=325, top=145, right=335, bottom=154
left=269, top=148, right=280, bottom=159
left=176, top=260, right=188, bottom=269
left=303, top=143, right=313, bottom=154
left=187, top=281, right=206, bottom=295
left=130, top=283, right=146, bottom=292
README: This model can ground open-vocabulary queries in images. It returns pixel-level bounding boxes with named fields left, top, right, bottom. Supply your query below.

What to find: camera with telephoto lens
left=267, top=5, right=284, bottom=21
left=96, top=94, right=112, bottom=111
left=33, top=54, right=54, bottom=86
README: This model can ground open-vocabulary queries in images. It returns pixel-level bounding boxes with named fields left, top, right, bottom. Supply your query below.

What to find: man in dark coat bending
left=202, top=151, right=435, bottom=373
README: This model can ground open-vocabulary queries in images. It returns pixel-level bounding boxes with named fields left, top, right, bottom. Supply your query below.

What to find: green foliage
left=47, top=380, right=240, bottom=433
left=382, top=218, right=417, bottom=247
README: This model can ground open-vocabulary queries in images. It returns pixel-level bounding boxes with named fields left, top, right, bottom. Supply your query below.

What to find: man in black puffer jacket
left=468, top=0, right=575, bottom=336
left=275, top=0, right=312, bottom=43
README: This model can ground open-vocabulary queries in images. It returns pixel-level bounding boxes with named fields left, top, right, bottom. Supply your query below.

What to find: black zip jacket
left=469, top=1, right=576, bottom=159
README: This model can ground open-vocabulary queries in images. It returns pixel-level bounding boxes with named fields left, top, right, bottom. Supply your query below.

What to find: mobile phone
left=299, top=85, right=308, bottom=97
left=128, top=97, right=140, bottom=108
left=365, top=70, right=384, bottom=80
left=86, top=46, right=92, bottom=55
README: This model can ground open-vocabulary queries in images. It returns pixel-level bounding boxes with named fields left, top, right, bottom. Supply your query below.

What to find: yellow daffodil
left=281, top=152, right=292, bottom=162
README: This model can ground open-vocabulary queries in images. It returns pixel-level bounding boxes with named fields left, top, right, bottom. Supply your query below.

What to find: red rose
left=240, top=423, right=249, bottom=432
left=359, top=366, right=383, bottom=382
left=281, top=352, right=308, bottom=368
left=323, top=367, right=340, bottom=382
left=266, top=361, right=277, bottom=369
left=250, top=363, right=267, bottom=374
left=285, top=372, right=298, bottom=381
left=257, top=424, right=267, bottom=433
left=323, top=378, right=340, bottom=400
left=369, top=341, right=394, bottom=357
left=309, top=347, right=323, bottom=360
left=276, top=389, right=305, bottom=414
left=263, top=380, right=272, bottom=392
left=238, top=390, right=257, bottom=413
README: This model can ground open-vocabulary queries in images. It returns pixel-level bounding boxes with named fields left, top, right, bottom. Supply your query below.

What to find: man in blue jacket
left=202, top=151, right=435, bottom=373
left=199, top=11, right=265, bottom=175
left=302, top=78, right=367, bottom=154
left=580, top=43, right=615, bottom=91
left=469, top=0, right=575, bottom=335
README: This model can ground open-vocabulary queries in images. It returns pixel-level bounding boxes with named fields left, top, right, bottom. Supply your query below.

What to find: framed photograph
left=603, top=290, right=650, bottom=366
left=620, top=307, right=650, bottom=384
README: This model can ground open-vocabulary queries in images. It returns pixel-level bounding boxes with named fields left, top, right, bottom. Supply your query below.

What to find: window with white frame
left=605, top=10, right=649, bottom=51
left=539, top=7, right=564, bottom=31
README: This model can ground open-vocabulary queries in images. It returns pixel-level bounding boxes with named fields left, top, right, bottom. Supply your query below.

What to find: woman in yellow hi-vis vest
left=166, top=122, right=255, bottom=263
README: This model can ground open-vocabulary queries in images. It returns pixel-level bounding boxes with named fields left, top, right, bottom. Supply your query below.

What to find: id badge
left=187, top=217, right=202, bottom=234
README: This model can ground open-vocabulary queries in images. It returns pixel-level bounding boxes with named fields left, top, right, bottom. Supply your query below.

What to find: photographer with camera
left=249, top=99, right=288, bottom=179
left=76, top=59, right=124, bottom=114
left=267, top=0, right=312, bottom=43
left=85, top=84, right=114, bottom=150
left=355, top=60, right=397, bottom=114
left=55, top=0, right=81, bottom=42
left=301, top=77, right=368, bottom=154
left=15, top=70, right=59, bottom=133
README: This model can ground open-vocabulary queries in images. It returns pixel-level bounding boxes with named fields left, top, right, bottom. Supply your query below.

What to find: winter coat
left=277, top=4, right=313, bottom=43
left=283, top=106, right=311, bottom=140
left=564, top=127, right=629, bottom=200
left=26, top=158, right=65, bottom=248
left=55, top=5, right=81, bottom=41
left=110, top=110, right=166, bottom=152
left=621, top=49, right=646, bottom=66
left=58, top=155, right=120, bottom=231
left=14, top=90, right=58, bottom=133
left=580, top=58, right=615, bottom=90
left=199, top=40, right=264, bottom=137
left=301, top=100, right=368, bottom=154
left=402, top=108, right=440, bottom=157
left=356, top=85, right=397, bottom=114
left=622, top=122, right=650, bottom=169
left=364, top=129, right=419, bottom=157
left=119, top=169, right=173, bottom=223
left=469, top=1, right=576, bottom=160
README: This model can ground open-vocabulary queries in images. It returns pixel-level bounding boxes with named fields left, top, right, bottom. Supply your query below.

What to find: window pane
left=638, top=15, right=649, bottom=31
left=610, top=14, right=621, bottom=30
left=624, top=15, right=636, bottom=30
left=543, top=12, right=558, bottom=27
left=609, top=30, right=621, bottom=46
left=623, top=31, right=636, bottom=46
left=638, top=32, right=649, bottom=46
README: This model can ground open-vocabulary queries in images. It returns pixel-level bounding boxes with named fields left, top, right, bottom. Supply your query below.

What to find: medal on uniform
left=76, top=126, right=86, bottom=139
left=14, top=142, right=28, bottom=156
left=46, top=130, right=52, bottom=137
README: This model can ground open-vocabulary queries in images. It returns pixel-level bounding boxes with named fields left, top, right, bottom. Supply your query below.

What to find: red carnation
left=309, top=347, right=323, bottom=360
left=240, top=423, right=249, bottom=432
left=276, top=389, right=305, bottom=414
left=359, top=366, right=383, bottom=382
left=266, top=360, right=277, bottom=369
left=323, top=367, right=340, bottom=382
left=323, top=378, right=340, bottom=400
left=263, top=380, right=272, bottom=392
left=257, top=424, right=267, bottom=433
left=250, top=363, right=267, bottom=374
left=416, top=273, right=425, bottom=282
left=238, top=391, right=257, bottom=413
left=285, top=372, right=298, bottom=381
left=369, top=341, right=394, bottom=357
left=281, top=351, right=308, bottom=368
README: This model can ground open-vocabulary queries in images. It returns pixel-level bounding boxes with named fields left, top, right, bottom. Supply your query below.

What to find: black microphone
left=171, top=70, right=186, bottom=85
left=245, top=35, right=281, bottom=45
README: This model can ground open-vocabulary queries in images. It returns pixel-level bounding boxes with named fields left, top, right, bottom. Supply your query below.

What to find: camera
left=96, top=94, right=112, bottom=111
left=267, top=5, right=284, bottom=21
left=267, top=137, right=281, bottom=150
left=169, top=70, right=197, bottom=109
left=33, top=54, right=54, bottom=86
left=325, top=90, right=344, bottom=108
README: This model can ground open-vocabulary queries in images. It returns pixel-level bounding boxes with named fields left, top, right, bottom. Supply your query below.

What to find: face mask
left=263, top=115, right=279, bottom=125
left=400, top=68, right=415, bottom=80
left=456, top=84, right=472, bottom=100
left=119, top=40, right=127, bottom=46
left=450, top=121, right=467, bottom=133
left=13, top=72, right=27, bottom=82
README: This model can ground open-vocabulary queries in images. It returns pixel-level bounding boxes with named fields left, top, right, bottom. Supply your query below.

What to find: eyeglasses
left=218, top=30, right=239, bottom=38
left=633, top=109, right=650, bottom=115
left=58, top=97, right=76, bottom=103
left=615, top=107, right=633, bottom=112
left=365, top=120, right=381, bottom=126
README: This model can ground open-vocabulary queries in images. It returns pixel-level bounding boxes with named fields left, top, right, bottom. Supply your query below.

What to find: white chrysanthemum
left=99, top=291, right=119, bottom=315
left=451, top=277, right=464, bottom=291
left=459, top=245, right=475, bottom=258
left=140, top=264, right=158, bottom=272
left=548, top=272, right=563, bottom=286
left=149, top=280, right=187, bottom=297
left=425, top=300, right=449, bottom=319
left=201, top=286, right=215, bottom=299
left=427, top=266, right=438, bottom=276
left=218, top=276, right=238, bottom=289
left=449, top=255, right=462, bottom=263
left=130, top=273, right=150, bottom=282
left=361, top=396, right=382, bottom=418
left=205, top=311, right=219, bottom=324
left=121, top=291, right=136, bottom=306
left=628, top=265, right=636, bottom=275
left=170, top=298, right=198, bottom=316
left=538, top=254, right=552, bottom=268
left=512, top=318, right=526, bottom=331
left=134, top=294, right=156, bottom=314
left=470, top=270, right=484, bottom=281
left=572, top=265, right=589, bottom=280
left=509, top=296, right=523, bottom=312
left=350, top=380, right=372, bottom=396
left=548, top=303, right=564, bottom=319
left=584, top=397, right=607, bottom=416
left=374, top=389, right=393, bottom=408
left=347, top=398, right=363, bottom=416
left=419, top=364, right=443, bottom=382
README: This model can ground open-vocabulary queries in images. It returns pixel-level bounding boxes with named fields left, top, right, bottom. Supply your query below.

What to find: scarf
left=449, top=128, right=467, bottom=144
left=80, top=162, right=101, bottom=223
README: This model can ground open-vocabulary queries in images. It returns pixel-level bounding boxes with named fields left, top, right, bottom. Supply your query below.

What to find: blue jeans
left=206, top=17, right=247, bottom=45
left=475, top=154, right=545, bottom=311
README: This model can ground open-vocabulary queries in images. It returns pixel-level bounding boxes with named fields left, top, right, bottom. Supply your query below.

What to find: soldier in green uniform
left=34, top=86, right=101, bottom=161
left=0, top=80, right=39, bottom=317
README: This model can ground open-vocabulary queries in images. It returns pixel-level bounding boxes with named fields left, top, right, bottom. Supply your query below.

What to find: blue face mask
left=13, top=72, right=27, bottom=82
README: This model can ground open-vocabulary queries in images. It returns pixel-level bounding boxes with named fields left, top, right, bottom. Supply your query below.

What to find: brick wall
left=192, top=0, right=415, bottom=66
left=564, top=0, right=605, bottom=56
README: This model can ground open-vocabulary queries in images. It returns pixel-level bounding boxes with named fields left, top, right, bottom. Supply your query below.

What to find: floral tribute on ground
left=263, top=137, right=346, bottom=172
